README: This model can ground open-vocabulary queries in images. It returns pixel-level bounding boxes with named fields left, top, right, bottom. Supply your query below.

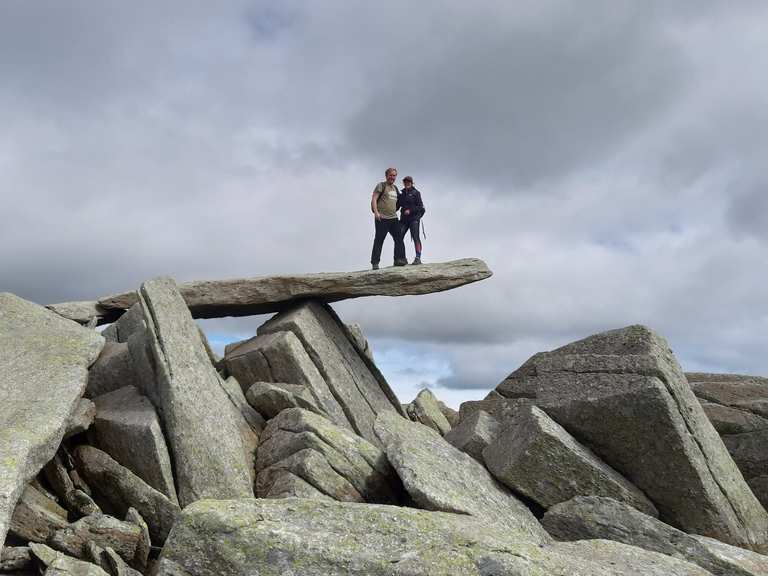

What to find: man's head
left=402, top=176, right=413, bottom=189
left=385, top=167, right=398, bottom=184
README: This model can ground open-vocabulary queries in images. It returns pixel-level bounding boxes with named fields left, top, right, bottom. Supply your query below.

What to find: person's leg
left=370, top=219, right=388, bottom=268
left=409, top=220, right=422, bottom=263
left=387, top=219, right=406, bottom=265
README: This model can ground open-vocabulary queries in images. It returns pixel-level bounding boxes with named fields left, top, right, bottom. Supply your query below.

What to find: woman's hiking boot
left=412, top=257, right=422, bottom=265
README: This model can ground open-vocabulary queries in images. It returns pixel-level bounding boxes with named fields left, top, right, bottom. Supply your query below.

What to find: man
left=370, top=167, right=406, bottom=270
left=398, top=176, right=425, bottom=264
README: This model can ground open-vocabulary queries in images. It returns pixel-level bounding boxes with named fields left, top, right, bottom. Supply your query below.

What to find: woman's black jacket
left=397, top=187, right=425, bottom=223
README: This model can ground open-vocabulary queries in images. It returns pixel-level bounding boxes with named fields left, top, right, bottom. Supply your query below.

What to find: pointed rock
left=134, top=277, right=253, bottom=506
left=405, top=389, right=451, bottom=435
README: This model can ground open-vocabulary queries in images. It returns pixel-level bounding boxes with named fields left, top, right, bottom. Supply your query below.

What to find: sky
left=2, top=1, right=767, bottom=408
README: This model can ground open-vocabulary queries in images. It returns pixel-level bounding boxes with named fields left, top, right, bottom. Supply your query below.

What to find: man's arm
left=371, top=184, right=382, bottom=220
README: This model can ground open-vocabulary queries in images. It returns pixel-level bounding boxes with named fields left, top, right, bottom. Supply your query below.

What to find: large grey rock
left=29, top=542, right=109, bottom=576
left=72, top=445, right=180, bottom=544
left=134, top=277, right=253, bottom=506
left=9, top=484, right=68, bottom=543
left=484, top=404, right=658, bottom=515
left=90, top=386, right=177, bottom=503
left=373, top=411, right=549, bottom=543
left=45, top=301, right=114, bottom=326
left=406, top=389, right=452, bottom=435
left=259, top=301, right=404, bottom=446
left=153, top=498, right=712, bottom=576
left=245, top=381, right=324, bottom=419
left=491, top=325, right=768, bottom=551
left=256, top=408, right=401, bottom=503
left=444, top=410, right=500, bottom=461
left=256, top=469, right=334, bottom=500
left=79, top=258, right=492, bottom=321
left=0, top=293, right=104, bottom=554
left=48, top=514, right=141, bottom=567
left=85, top=342, right=138, bottom=399
left=225, top=330, right=351, bottom=429
left=543, top=496, right=768, bottom=576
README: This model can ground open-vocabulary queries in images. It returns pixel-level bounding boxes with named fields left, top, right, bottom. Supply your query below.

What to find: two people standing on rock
left=370, top=167, right=426, bottom=270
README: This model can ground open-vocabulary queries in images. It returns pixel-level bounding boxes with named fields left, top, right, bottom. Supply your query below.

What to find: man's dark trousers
left=371, top=217, right=405, bottom=265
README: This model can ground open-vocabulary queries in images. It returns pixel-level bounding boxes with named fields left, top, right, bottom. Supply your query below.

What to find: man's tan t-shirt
left=374, top=182, right=399, bottom=219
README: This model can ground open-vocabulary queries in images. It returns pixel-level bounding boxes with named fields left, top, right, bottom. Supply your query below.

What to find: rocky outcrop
left=89, top=386, right=177, bottom=503
left=259, top=301, right=404, bottom=446
left=543, top=496, right=768, bottom=576
left=0, top=293, right=104, bottom=553
left=132, top=277, right=253, bottom=506
left=490, top=325, right=768, bottom=551
left=51, top=259, right=492, bottom=324
left=444, top=410, right=499, bottom=461
left=483, top=404, right=657, bottom=515
left=374, top=411, right=550, bottom=543
left=255, top=408, right=401, bottom=504
left=405, top=388, right=452, bottom=435
left=153, top=498, right=713, bottom=576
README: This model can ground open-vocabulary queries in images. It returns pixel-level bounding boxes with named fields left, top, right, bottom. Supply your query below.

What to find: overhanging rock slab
left=0, top=293, right=104, bottom=555
left=49, top=258, right=492, bottom=323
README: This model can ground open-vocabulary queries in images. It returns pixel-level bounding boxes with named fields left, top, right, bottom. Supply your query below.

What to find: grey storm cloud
left=2, top=1, right=768, bottom=405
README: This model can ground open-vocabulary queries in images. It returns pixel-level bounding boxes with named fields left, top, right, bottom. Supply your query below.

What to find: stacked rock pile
left=2, top=259, right=768, bottom=575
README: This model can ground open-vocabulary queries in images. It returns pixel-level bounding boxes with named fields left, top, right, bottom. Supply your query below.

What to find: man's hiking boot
left=394, top=259, right=407, bottom=267
left=412, top=257, right=422, bottom=265
left=372, top=263, right=379, bottom=270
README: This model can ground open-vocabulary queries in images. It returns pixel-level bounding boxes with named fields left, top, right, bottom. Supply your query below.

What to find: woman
left=398, top=176, right=426, bottom=264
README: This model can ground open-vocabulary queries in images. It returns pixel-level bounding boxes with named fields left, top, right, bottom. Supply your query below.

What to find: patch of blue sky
left=205, top=331, right=252, bottom=356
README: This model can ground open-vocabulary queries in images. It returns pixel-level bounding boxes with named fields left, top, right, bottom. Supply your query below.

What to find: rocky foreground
left=2, top=260, right=768, bottom=575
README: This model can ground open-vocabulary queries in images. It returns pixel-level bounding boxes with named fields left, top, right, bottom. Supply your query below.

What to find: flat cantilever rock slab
left=48, top=258, right=492, bottom=323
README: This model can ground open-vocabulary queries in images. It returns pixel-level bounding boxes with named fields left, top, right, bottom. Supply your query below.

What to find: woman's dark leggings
left=404, top=219, right=422, bottom=256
